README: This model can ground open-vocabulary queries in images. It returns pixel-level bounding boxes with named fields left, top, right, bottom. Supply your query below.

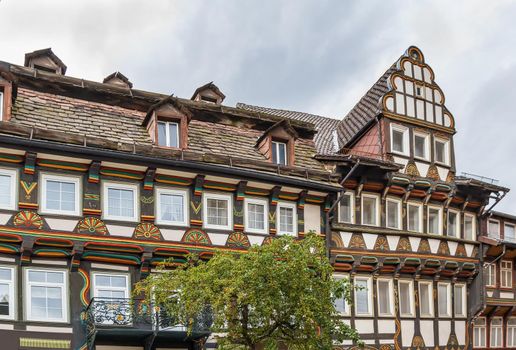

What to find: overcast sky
left=1, top=0, right=515, bottom=212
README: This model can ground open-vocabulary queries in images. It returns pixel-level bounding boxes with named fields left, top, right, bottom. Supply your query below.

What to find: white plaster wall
left=465, top=244, right=474, bottom=257
left=0, top=213, right=11, bottom=225
left=455, top=320, right=466, bottom=345
left=415, top=161, right=429, bottom=177
left=438, top=320, right=451, bottom=346
left=362, top=233, right=377, bottom=250
left=206, top=232, right=228, bottom=246
left=377, top=319, right=395, bottom=333
left=160, top=228, right=184, bottom=241
left=45, top=217, right=78, bottom=231
left=106, top=224, right=134, bottom=237
left=400, top=320, right=414, bottom=347
left=501, top=292, right=514, bottom=299
left=428, top=239, right=440, bottom=254
left=420, top=320, right=434, bottom=347
left=247, top=235, right=264, bottom=246
left=436, top=166, right=448, bottom=181
left=387, top=236, right=400, bottom=251
left=409, top=237, right=421, bottom=252
left=340, top=232, right=353, bottom=247
left=354, top=319, right=374, bottom=334
left=448, top=241, right=458, bottom=255
left=304, top=204, right=321, bottom=234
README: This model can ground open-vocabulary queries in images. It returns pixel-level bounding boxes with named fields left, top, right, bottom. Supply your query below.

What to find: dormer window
left=24, top=48, right=67, bottom=75
left=200, top=95, right=218, bottom=104
left=272, top=141, right=288, bottom=165
left=157, top=121, right=179, bottom=148
left=191, top=82, right=225, bottom=105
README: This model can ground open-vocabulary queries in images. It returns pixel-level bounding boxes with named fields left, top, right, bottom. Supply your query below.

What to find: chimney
left=103, top=71, right=133, bottom=89
left=191, top=82, right=225, bottom=104
left=24, top=48, right=67, bottom=75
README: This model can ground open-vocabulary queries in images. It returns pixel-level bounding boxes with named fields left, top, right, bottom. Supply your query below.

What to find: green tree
left=134, top=233, right=361, bottom=350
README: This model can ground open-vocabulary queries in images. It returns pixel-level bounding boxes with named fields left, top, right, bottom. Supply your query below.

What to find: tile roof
left=236, top=103, right=340, bottom=155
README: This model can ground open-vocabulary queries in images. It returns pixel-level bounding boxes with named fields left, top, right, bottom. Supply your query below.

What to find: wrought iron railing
left=84, top=298, right=212, bottom=347
left=460, top=172, right=500, bottom=185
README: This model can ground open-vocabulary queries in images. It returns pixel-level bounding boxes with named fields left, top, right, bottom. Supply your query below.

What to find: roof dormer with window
left=256, top=119, right=298, bottom=166
left=24, top=48, right=67, bottom=75
left=191, top=82, right=225, bottom=104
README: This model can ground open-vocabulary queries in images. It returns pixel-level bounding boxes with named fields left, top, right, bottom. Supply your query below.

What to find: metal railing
left=460, top=172, right=500, bottom=185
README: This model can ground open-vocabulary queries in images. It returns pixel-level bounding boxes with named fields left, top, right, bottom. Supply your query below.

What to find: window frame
left=488, top=219, right=500, bottom=239
left=0, top=265, right=15, bottom=320
left=0, top=167, right=17, bottom=211
left=464, top=213, right=476, bottom=241
left=24, top=268, right=68, bottom=323
left=203, top=192, right=233, bottom=231
left=354, top=275, right=373, bottom=317
left=453, top=283, right=467, bottom=318
left=102, top=181, right=139, bottom=222
left=407, top=201, right=423, bottom=233
left=386, top=197, right=402, bottom=230
left=0, top=91, right=3, bottom=120
left=361, top=193, right=380, bottom=227
left=155, top=187, right=189, bottom=226
left=398, top=279, right=415, bottom=317
left=491, top=317, right=503, bottom=348
left=338, top=191, right=355, bottom=224
left=376, top=278, right=395, bottom=317
left=505, top=223, right=516, bottom=243
left=473, top=317, right=487, bottom=348
left=40, top=173, right=81, bottom=216
left=271, top=140, right=288, bottom=166
left=91, top=272, right=130, bottom=299
left=333, top=274, right=350, bottom=316
left=486, top=263, right=497, bottom=288
left=244, top=197, right=269, bottom=234
left=413, top=131, right=430, bottom=161
left=157, top=120, right=180, bottom=148
left=418, top=281, right=434, bottom=318
left=427, top=205, right=443, bottom=235
left=447, top=209, right=460, bottom=238
left=507, top=317, right=516, bottom=348
left=434, top=137, right=450, bottom=166
left=437, top=282, right=452, bottom=318
left=276, top=201, right=297, bottom=236
left=501, top=260, right=513, bottom=289
left=390, top=124, right=409, bottom=156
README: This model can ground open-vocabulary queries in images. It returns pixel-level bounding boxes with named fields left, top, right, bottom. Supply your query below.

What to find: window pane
left=408, top=204, right=420, bottom=232
left=489, top=221, right=499, bottom=238
left=438, top=285, right=449, bottom=316
left=399, top=282, right=411, bottom=315
left=464, top=216, right=473, bottom=240
left=160, top=193, right=184, bottom=223
left=272, top=142, right=287, bottom=165
left=107, top=188, right=134, bottom=218
left=340, top=194, right=352, bottom=223
left=435, top=141, right=446, bottom=163
left=420, top=284, right=431, bottom=316
left=378, top=280, right=391, bottom=315
left=506, top=225, right=515, bottom=242
left=0, top=174, right=12, bottom=207
left=387, top=201, right=399, bottom=229
left=454, top=285, right=463, bottom=316
left=28, top=271, right=46, bottom=283
left=248, top=203, right=265, bottom=230
left=46, top=180, right=76, bottom=212
left=157, top=122, right=167, bottom=146
left=392, top=129, right=405, bottom=153
left=0, top=268, right=11, bottom=281
left=168, top=123, right=179, bottom=147
left=355, top=279, right=369, bottom=314
left=362, top=197, right=377, bottom=226
left=414, top=135, right=426, bottom=158
left=207, top=198, right=228, bottom=226
left=279, top=206, right=294, bottom=233
left=448, top=212, right=457, bottom=237
left=428, top=208, right=440, bottom=234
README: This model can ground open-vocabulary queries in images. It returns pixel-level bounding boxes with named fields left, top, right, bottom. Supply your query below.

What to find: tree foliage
left=134, top=233, right=361, bottom=350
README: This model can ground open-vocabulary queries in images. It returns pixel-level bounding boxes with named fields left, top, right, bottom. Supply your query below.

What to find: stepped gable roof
left=236, top=103, right=340, bottom=155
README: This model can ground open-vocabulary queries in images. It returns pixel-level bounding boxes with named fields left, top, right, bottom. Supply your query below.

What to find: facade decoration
left=75, top=217, right=109, bottom=236
left=133, top=223, right=162, bottom=241
left=12, top=210, right=44, bottom=229
left=182, top=229, right=212, bottom=245
left=226, top=232, right=251, bottom=248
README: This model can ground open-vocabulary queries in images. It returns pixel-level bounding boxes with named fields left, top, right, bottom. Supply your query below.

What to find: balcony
left=84, top=298, right=212, bottom=349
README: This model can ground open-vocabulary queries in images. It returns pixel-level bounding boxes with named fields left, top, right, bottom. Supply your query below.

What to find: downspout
left=325, top=159, right=361, bottom=258
left=482, top=191, right=508, bottom=218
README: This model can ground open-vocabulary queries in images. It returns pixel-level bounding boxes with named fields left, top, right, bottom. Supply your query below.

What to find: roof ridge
left=236, top=102, right=339, bottom=123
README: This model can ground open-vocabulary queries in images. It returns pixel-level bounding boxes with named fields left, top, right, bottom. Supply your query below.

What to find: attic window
left=272, top=141, right=288, bottom=165
left=33, top=64, right=58, bottom=74
left=200, top=95, right=218, bottom=104
left=411, top=51, right=420, bottom=61
left=157, top=121, right=179, bottom=148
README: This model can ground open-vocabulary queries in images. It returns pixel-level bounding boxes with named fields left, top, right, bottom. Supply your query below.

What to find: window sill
left=39, top=211, right=82, bottom=218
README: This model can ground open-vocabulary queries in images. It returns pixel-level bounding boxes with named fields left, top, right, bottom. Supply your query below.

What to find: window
left=501, top=261, right=513, bottom=288
left=272, top=141, right=287, bottom=165
left=0, top=168, right=17, bottom=210
left=508, top=318, right=516, bottom=347
left=338, top=191, right=354, bottom=224
left=390, top=124, right=408, bottom=155
left=277, top=202, right=297, bottom=236
left=447, top=210, right=460, bottom=238
left=0, top=266, right=15, bottom=320
left=407, top=202, right=423, bottom=232
left=244, top=197, right=268, bottom=234
left=464, top=214, right=476, bottom=240
left=486, top=263, right=497, bottom=287
left=491, top=317, right=503, bottom=348
left=454, top=284, right=466, bottom=318
left=438, top=283, right=451, bottom=317
left=103, top=182, right=138, bottom=222
left=386, top=198, right=401, bottom=229
left=157, top=121, right=179, bottom=148
left=434, top=138, right=450, bottom=165
left=203, top=193, right=233, bottom=230
left=156, top=188, right=188, bottom=226
left=506, top=224, right=516, bottom=243
left=333, top=274, right=349, bottom=315
left=92, top=273, right=129, bottom=299
left=0, top=91, right=3, bottom=119
left=377, top=278, right=394, bottom=316
left=362, top=194, right=379, bottom=226
left=40, top=173, right=80, bottom=216
left=488, top=220, right=500, bottom=239
left=354, top=276, right=372, bottom=316
left=428, top=206, right=442, bottom=235
left=414, top=132, right=429, bottom=160
left=398, top=280, right=415, bottom=317
left=418, top=281, right=434, bottom=317
left=25, top=269, right=68, bottom=322
left=473, top=318, right=486, bottom=348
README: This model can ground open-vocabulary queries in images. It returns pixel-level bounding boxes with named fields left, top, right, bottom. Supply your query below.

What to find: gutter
left=325, top=159, right=361, bottom=258
left=0, top=135, right=340, bottom=193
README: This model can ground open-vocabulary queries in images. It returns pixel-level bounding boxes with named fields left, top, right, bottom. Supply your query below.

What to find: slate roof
left=236, top=103, right=340, bottom=155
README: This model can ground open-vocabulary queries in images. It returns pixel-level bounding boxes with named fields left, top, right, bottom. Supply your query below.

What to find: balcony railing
left=84, top=298, right=212, bottom=348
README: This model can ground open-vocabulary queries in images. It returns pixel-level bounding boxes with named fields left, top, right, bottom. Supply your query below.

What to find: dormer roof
left=24, top=48, right=67, bottom=75
left=191, top=81, right=225, bottom=104
left=103, top=71, right=133, bottom=89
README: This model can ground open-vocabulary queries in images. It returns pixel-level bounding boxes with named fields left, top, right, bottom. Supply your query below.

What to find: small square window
left=391, top=125, right=408, bottom=155
left=25, top=269, right=68, bottom=323
left=338, top=192, right=354, bottom=224
left=157, top=121, right=179, bottom=148
left=434, top=138, right=450, bottom=165
left=203, top=193, right=233, bottom=230
left=244, top=197, right=268, bottom=234
left=156, top=188, right=188, bottom=226
left=41, top=173, right=81, bottom=216
left=102, top=182, right=139, bottom=222
left=277, top=202, right=297, bottom=236
left=414, top=132, right=429, bottom=160
left=0, top=168, right=17, bottom=210
left=272, top=141, right=288, bottom=165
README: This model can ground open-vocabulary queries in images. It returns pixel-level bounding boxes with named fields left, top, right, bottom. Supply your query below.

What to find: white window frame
left=473, top=317, right=487, bottom=348
left=486, top=263, right=497, bottom=287
left=272, top=141, right=288, bottom=166
left=361, top=193, right=380, bottom=227
left=464, top=213, right=476, bottom=241
left=157, top=120, right=180, bottom=148
left=390, top=124, right=409, bottom=156
left=203, top=192, right=233, bottom=230
left=376, top=278, right=395, bottom=317
left=407, top=201, right=423, bottom=233
left=102, top=181, right=139, bottom=222
left=0, top=167, right=17, bottom=211
left=434, top=137, right=450, bottom=166
left=507, top=317, right=516, bottom=348
left=413, top=131, right=430, bottom=161
left=418, top=281, right=434, bottom=318
left=501, top=260, right=513, bottom=289
left=437, top=282, right=452, bottom=318
left=447, top=209, right=460, bottom=238
left=338, top=191, right=355, bottom=224
left=505, top=223, right=516, bottom=243
left=40, top=173, right=81, bottom=216
left=0, top=265, right=15, bottom=320
left=276, top=201, right=297, bottom=236
left=24, top=268, right=68, bottom=323
left=398, top=279, right=415, bottom=317
left=427, top=205, right=443, bottom=235
left=386, top=197, right=402, bottom=230
left=244, top=197, right=269, bottom=234
left=488, top=219, right=500, bottom=239
left=354, top=276, right=373, bottom=317
left=0, top=91, right=3, bottom=120
left=491, top=317, right=503, bottom=348
left=91, top=272, right=130, bottom=299
left=155, top=187, right=188, bottom=226
left=333, top=274, right=350, bottom=316
left=453, top=283, right=467, bottom=318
